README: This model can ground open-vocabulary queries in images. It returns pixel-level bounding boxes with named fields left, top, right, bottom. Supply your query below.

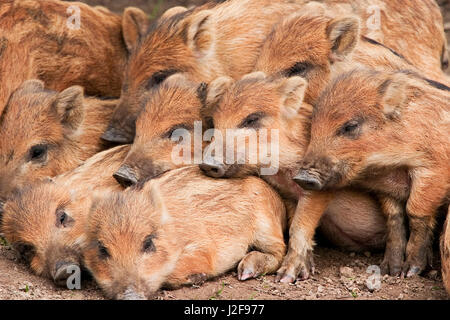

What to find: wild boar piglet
left=0, top=80, right=117, bottom=204
left=295, top=69, right=449, bottom=278
left=102, top=0, right=307, bottom=143
left=0, top=0, right=135, bottom=109
left=200, top=72, right=388, bottom=282
left=84, top=166, right=286, bottom=300
left=0, top=145, right=129, bottom=286
left=255, top=6, right=449, bottom=105
left=113, top=74, right=206, bottom=187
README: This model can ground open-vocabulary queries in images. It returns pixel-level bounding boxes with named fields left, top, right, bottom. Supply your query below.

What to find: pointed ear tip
left=20, top=79, right=45, bottom=90
left=61, top=85, right=84, bottom=96
left=329, top=15, right=361, bottom=31
left=124, top=6, right=147, bottom=17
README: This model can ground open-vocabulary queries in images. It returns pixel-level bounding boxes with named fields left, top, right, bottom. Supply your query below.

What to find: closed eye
left=284, top=62, right=313, bottom=77
left=142, top=234, right=156, bottom=253
left=146, top=69, right=179, bottom=89
left=163, top=123, right=193, bottom=139
left=338, top=119, right=363, bottom=137
left=238, top=112, right=265, bottom=129
left=98, top=241, right=110, bottom=260
left=28, top=144, right=48, bottom=162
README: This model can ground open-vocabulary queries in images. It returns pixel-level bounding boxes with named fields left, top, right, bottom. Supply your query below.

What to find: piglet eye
left=147, top=69, right=179, bottom=89
left=239, top=112, right=265, bottom=128
left=285, top=62, right=312, bottom=77
left=55, top=210, right=74, bottom=228
left=29, top=144, right=48, bottom=162
left=339, top=120, right=361, bottom=136
left=98, top=241, right=110, bottom=259
left=142, top=235, right=156, bottom=253
left=164, top=124, right=192, bottom=139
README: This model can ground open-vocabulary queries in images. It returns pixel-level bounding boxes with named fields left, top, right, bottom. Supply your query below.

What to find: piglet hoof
left=380, top=257, right=402, bottom=277
left=401, top=244, right=433, bottom=278
left=237, top=251, right=267, bottom=281
left=187, top=273, right=208, bottom=286
left=275, top=251, right=314, bottom=283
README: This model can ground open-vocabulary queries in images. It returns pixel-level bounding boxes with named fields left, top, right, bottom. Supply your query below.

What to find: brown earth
left=0, top=0, right=449, bottom=300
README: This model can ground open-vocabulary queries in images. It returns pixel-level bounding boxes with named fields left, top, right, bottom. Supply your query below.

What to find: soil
left=0, top=0, right=449, bottom=300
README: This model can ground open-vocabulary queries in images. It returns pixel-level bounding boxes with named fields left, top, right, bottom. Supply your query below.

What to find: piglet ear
left=122, top=7, right=150, bottom=53
left=163, top=73, right=192, bottom=87
left=379, top=73, right=412, bottom=120
left=161, top=6, right=188, bottom=19
left=17, top=79, right=45, bottom=94
left=278, top=76, right=308, bottom=119
left=204, top=76, right=233, bottom=109
left=185, top=10, right=214, bottom=56
left=148, top=182, right=170, bottom=225
left=326, top=16, right=360, bottom=62
left=241, top=71, right=267, bottom=82
left=53, top=86, right=85, bottom=132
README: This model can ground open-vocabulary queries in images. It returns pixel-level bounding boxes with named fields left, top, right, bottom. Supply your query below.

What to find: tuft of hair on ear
left=122, top=7, right=150, bottom=53
left=326, top=15, right=360, bottom=62
left=53, top=86, right=85, bottom=131
left=162, top=73, right=192, bottom=88
left=94, top=6, right=111, bottom=14
left=241, top=71, right=267, bottom=82
left=185, top=10, right=214, bottom=55
left=17, top=79, right=45, bottom=94
left=278, top=76, right=308, bottom=120
left=147, top=182, right=170, bottom=225
left=161, top=6, right=188, bottom=19
left=378, top=73, right=414, bottom=120
left=201, top=76, right=233, bottom=120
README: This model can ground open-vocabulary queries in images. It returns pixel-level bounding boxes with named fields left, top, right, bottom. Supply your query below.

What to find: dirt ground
left=0, top=0, right=449, bottom=300
left=0, top=241, right=448, bottom=300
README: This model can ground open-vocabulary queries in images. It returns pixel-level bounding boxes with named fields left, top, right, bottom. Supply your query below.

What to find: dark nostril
left=113, top=167, right=138, bottom=188
left=53, top=261, right=78, bottom=287
left=199, top=163, right=225, bottom=178
left=101, top=126, right=133, bottom=145
left=293, top=171, right=323, bottom=191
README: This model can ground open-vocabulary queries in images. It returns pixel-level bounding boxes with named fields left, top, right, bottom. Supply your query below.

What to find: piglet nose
left=101, top=126, right=134, bottom=145
left=53, top=261, right=79, bottom=287
left=293, top=170, right=323, bottom=191
left=199, top=158, right=226, bottom=178
left=117, top=287, right=146, bottom=300
left=113, top=165, right=138, bottom=188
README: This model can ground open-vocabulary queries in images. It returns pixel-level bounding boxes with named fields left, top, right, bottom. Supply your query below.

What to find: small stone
left=427, top=270, right=439, bottom=280
left=317, top=285, right=324, bottom=293
left=349, top=252, right=356, bottom=257
left=398, top=294, right=404, bottom=300
left=364, top=251, right=371, bottom=258
left=340, top=266, right=354, bottom=278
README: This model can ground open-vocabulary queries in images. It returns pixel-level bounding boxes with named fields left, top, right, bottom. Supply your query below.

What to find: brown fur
left=102, top=0, right=309, bottom=143
left=0, top=145, right=129, bottom=282
left=0, top=80, right=117, bottom=202
left=441, top=206, right=450, bottom=296
left=255, top=5, right=449, bottom=104
left=201, top=72, right=387, bottom=278
left=326, top=0, right=448, bottom=73
left=0, top=0, right=129, bottom=111
left=83, top=166, right=286, bottom=299
left=298, top=69, right=449, bottom=278
left=114, top=74, right=206, bottom=186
